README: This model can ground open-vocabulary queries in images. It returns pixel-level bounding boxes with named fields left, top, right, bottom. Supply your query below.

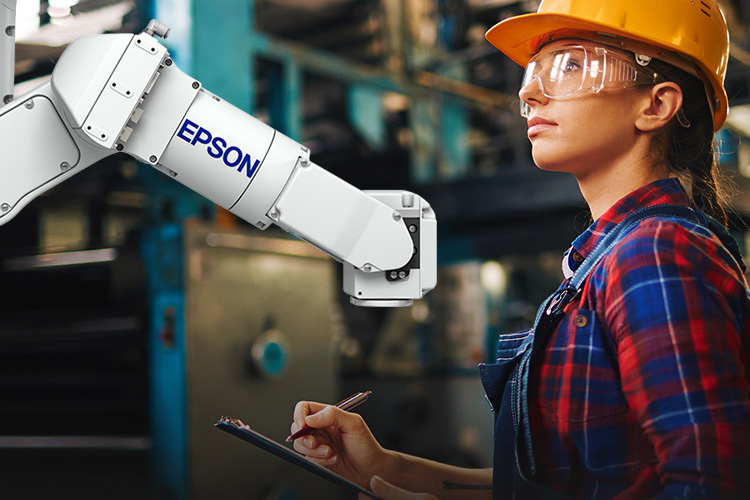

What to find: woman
left=290, top=1, right=750, bottom=498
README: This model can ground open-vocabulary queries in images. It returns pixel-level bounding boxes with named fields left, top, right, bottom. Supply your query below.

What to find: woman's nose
left=518, top=75, right=548, bottom=114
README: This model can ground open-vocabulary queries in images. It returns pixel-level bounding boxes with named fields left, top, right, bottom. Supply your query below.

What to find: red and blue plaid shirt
left=529, top=178, right=750, bottom=499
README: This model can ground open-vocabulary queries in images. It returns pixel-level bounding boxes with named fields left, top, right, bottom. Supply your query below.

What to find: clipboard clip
left=218, top=416, right=250, bottom=430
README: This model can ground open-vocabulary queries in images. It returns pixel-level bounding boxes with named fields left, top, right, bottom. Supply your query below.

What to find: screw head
left=3, top=95, right=11, bottom=104
left=393, top=212, right=402, bottom=221
left=149, top=155, right=158, bottom=163
left=363, top=264, right=373, bottom=273
left=165, top=58, right=173, bottom=66
left=116, top=144, right=124, bottom=151
left=300, top=158, right=309, bottom=167
left=269, top=209, right=279, bottom=219
left=24, top=100, right=34, bottom=109
left=192, top=82, right=200, bottom=89
left=1, top=203, right=9, bottom=212
left=60, top=162, right=71, bottom=172
left=408, top=224, right=417, bottom=233
left=5, top=26, right=14, bottom=36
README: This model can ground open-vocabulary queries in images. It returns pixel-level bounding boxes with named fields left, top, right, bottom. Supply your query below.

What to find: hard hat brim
left=487, top=12, right=678, bottom=66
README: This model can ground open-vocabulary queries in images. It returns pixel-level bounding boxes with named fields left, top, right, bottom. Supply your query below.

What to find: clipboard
left=214, top=417, right=381, bottom=499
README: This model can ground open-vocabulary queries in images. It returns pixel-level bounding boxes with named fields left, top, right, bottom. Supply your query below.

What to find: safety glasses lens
left=523, top=48, right=589, bottom=98
left=519, top=45, right=661, bottom=118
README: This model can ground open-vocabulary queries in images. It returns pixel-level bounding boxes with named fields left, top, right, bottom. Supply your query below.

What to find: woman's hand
left=360, top=476, right=440, bottom=500
left=291, top=401, right=394, bottom=488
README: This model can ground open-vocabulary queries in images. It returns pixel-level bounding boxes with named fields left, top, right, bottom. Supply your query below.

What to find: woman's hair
left=646, top=58, right=734, bottom=226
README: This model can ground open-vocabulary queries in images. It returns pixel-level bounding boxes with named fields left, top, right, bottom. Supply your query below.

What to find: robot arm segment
left=0, top=84, right=114, bottom=225
left=51, top=32, right=167, bottom=149
left=120, top=67, right=415, bottom=271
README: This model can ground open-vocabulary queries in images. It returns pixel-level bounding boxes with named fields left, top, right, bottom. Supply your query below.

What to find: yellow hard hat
left=486, top=0, right=730, bottom=131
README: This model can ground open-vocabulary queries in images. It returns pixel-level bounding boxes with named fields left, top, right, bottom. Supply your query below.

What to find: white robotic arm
left=0, top=20, right=437, bottom=307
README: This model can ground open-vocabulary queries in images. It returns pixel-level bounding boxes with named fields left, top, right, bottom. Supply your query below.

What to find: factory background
left=0, top=0, right=749, bottom=499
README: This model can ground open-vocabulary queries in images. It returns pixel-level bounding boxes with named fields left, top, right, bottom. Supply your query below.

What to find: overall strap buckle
left=545, top=286, right=580, bottom=316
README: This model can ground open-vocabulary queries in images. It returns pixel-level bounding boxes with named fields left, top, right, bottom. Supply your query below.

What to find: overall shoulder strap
left=533, top=205, right=694, bottom=325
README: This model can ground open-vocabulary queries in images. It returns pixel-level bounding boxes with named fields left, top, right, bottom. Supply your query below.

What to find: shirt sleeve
left=603, top=219, right=750, bottom=499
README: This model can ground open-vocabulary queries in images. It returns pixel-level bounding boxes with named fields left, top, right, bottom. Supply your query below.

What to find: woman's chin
left=531, top=154, right=568, bottom=173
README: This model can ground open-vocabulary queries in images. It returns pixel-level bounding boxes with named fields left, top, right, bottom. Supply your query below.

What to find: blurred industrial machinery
left=154, top=221, right=345, bottom=499
left=1, top=0, right=749, bottom=499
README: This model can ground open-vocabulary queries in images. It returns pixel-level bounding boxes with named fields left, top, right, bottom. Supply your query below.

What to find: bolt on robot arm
left=0, top=20, right=436, bottom=307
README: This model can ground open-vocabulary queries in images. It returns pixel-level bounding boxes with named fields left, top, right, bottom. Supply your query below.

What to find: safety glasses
left=520, top=45, right=662, bottom=118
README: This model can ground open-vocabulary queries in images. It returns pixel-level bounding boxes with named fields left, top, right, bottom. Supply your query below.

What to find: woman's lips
left=527, top=117, right=556, bottom=137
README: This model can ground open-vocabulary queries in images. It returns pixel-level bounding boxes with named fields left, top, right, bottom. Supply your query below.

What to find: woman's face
left=519, top=40, right=650, bottom=180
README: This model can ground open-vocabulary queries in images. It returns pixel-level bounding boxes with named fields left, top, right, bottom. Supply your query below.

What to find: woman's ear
left=635, top=82, right=683, bottom=132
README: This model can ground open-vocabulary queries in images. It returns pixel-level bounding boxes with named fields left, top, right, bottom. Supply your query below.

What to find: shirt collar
left=563, top=178, right=690, bottom=277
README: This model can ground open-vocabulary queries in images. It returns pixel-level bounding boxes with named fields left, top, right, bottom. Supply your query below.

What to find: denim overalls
left=479, top=204, right=745, bottom=500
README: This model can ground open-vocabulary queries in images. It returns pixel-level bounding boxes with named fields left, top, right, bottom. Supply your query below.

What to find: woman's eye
left=562, top=59, right=582, bottom=72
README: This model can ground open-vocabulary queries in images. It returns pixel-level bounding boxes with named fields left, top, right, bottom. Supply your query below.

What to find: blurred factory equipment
left=147, top=221, right=344, bottom=500
left=0, top=156, right=152, bottom=499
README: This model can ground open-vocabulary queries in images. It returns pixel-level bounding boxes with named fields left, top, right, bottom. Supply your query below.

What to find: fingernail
left=304, top=437, right=313, bottom=448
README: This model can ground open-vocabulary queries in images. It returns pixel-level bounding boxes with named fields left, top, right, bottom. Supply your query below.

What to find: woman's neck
left=577, top=154, right=670, bottom=221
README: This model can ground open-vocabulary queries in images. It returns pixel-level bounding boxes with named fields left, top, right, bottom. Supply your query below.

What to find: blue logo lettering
left=224, top=146, right=243, bottom=167
left=192, top=127, right=211, bottom=146
left=176, top=119, right=198, bottom=142
left=207, top=137, right=226, bottom=159
left=176, top=119, right=261, bottom=179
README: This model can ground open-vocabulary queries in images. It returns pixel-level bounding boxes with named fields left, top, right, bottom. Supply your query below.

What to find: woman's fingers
left=291, top=401, right=369, bottom=442
left=290, top=401, right=337, bottom=454
left=291, top=400, right=328, bottom=432
left=293, top=435, right=333, bottom=458
left=305, top=405, right=368, bottom=436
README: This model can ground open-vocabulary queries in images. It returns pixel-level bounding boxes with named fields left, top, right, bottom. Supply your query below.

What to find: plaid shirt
left=529, top=178, right=750, bottom=499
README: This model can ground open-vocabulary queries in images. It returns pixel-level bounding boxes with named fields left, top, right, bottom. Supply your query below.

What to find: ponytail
left=648, top=59, right=734, bottom=227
